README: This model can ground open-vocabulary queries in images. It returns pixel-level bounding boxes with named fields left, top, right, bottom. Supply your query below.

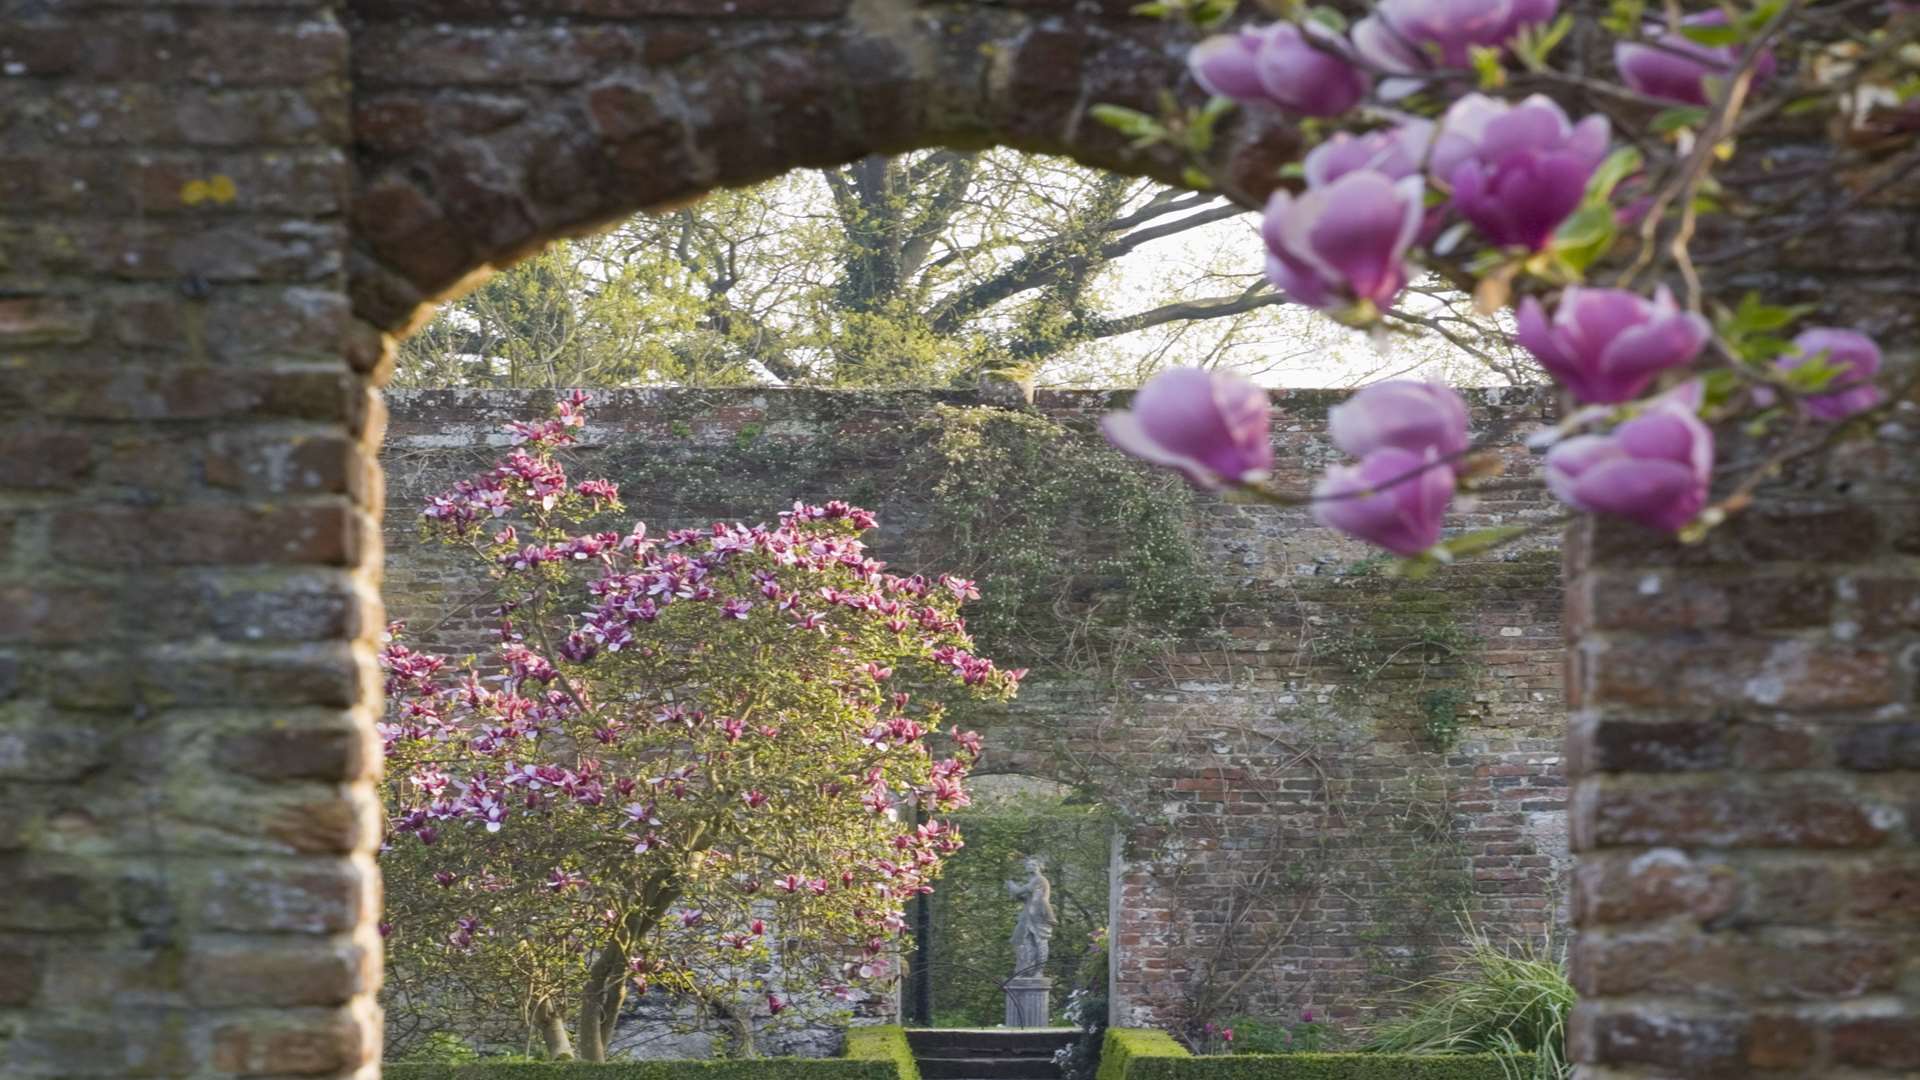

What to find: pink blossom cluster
left=1096, top=1, right=1891, bottom=554
left=383, top=398, right=1015, bottom=1010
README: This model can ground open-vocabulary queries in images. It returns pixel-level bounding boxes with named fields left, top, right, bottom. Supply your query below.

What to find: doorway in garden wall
left=908, top=774, right=1119, bottom=1030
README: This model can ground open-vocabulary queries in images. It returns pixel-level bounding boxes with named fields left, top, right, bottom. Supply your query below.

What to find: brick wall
left=3, top=0, right=1915, bottom=1075
left=380, top=386, right=1570, bottom=1034
left=0, top=3, right=386, bottom=1078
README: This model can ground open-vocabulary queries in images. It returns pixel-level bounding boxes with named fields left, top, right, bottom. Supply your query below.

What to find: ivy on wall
left=886, top=405, right=1219, bottom=673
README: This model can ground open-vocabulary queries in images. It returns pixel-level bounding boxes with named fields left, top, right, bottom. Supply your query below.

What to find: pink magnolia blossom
left=1302, top=121, right=1448, bottom=243
left=1189, top=22, right=1370, bottom=116
left=1101, top=368, right=1274, bottom=489
left=1515, top=285, right=1710, bottom=404
left=1432, top=93, right=1610, bottom=251
left=1775, top=328, right=1885, bottom=421
left=1352, top=0, right=1558, bottom=73
left=1313, top=448, right=1456, bottom=556
left=1262, top=170, right=1425, bottom=310
left=1545, top=402, right=1713, bottom=532
left=1329, top=381, right=1471, bottom=458
left=1615, top=11, right=1778, bottom=107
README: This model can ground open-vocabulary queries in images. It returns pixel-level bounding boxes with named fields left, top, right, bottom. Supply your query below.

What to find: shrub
left=1126, top=1055, right=1530, bottom=1079
left=1096, top=1029, right=1189, bottom=1080
left=382, top=1063, right=896, bottom=1080
left=1363, top=928, right=1572, bottom=1080
left=1096, top=1029, right=1527, bottom=1080
left=845, top=1026, right=921, bottom=1080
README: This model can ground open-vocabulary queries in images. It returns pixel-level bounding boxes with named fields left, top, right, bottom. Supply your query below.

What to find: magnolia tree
left=1098, top=0, right=1913, bottom=557
left=379, top=394, right=1021, bottom=1061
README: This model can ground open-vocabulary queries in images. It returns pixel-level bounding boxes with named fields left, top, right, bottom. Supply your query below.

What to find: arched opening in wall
left=906, top=773, right=1119, bottom=1029
left=382, top=148, right=1532, bottom=396
left=350, top=6, right=1564, bottom=1068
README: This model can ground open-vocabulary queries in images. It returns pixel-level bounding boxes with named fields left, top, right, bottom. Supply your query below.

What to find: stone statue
left=1006, top=855, right=1057, bottom=978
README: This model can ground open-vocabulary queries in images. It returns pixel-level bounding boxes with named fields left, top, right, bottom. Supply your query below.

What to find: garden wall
left=379, top=385, right=1569, bottom=1037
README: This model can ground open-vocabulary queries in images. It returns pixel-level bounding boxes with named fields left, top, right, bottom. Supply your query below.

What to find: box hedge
left=844, top=1025, right=921, bottom=1080
left=386, top=1027, right=919, bottom=1080
left=1097, top=1029, right=1532, bottom=1080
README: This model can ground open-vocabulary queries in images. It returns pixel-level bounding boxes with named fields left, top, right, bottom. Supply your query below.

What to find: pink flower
left=1515, top=285, right=1709, bottom=404
left=1432, top=93, right=1611, bottom=251
left=1101, top=368, right=1274, bottom=489
left=768, top=993, right=787, bottom=1015
left=1189, top=22, right=1371, bottom=117
left=1313, top=448, right=1456, bottom=556
left=1328, top=381, right=1470, bottom=459
left=1304, top=120, right=1437, bottom=187
left=1775, top=328, right=1884, bottom=421
left=1545, top=402, right=1712, bottom=532
left=1615, top=11, right=1778, bottom=107
left=1263, top=170, right=1425, bottom=310
left=1352, top=0, right=1557, bottom=72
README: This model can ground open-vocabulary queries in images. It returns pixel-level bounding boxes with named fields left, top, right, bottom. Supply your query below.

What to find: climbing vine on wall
left=886, top=405, right=1220, bottom=673
left=1302, top=568, right=1487, bottom=753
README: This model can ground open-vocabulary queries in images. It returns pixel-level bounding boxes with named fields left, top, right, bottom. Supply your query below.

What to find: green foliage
left=1218, top=1015, right=1329, bottom=1055
left=1097, top=1028, right=1191, bottom=1080
left=1056, top=936, right=1114, bottom=1080
left=845, top=1026, right=922, bottom=1080
left=396, top=149, right=1292, bottom=391
left=1124, top=1054, right=1532, bottom=1079
left=1365, top=930, right=1573, bottom=1080
left=1097, top=1033, right=1528, bottom=1080
left=1420, top=688, right=1474, bottom=752
left=924, top=794, right=1116, bottom=1026
left=383, top=1063, right=898, bottom=1080
left=895, top=406, right=1216, bottom=672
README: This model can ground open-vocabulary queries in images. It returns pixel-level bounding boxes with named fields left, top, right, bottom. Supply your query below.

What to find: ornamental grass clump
left=1364, top=928, right=1572, bottom=1080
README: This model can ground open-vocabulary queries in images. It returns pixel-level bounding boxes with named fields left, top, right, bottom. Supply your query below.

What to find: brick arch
left=3, top=1, right=1916, bottom=1077
left=342, top=0, right=1300, bottom=341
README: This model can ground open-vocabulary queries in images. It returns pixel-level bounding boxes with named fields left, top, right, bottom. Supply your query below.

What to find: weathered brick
left=0, top=296, right=95, bottom=346
left=1830, top=1013, right=1920, bottom=1068
left=1837, top=721, right=1920, bottom=771
left=187, top=940, right=375, bottom=1007
left=1580, top=638, right=1895, bottom=710
left=1573, top=778, right=1896, bottom=850
left=1575, top=929, right=1898, bottom=1001
left=194, top=857, right=378, bottom=935
left=51, top=504, right=362, bottom=566
left=209, top=1004, right=376, bottom=1076
left=1571, top=849, right=1737, bottom=926
left=215, top=719, right=377, bottom=782
left=0, top=856, right=116, bottom=931
left=0, top=940, right=39, bottom=1005
left=1569, top=1003, right=1750, bottom=1076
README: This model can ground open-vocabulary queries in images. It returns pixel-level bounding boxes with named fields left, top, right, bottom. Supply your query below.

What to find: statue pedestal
left=1004, top=976, right=1053, bottom=1028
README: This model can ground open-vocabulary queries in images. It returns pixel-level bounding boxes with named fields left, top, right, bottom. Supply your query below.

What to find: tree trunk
left=718, top=997, right=757, bottom=1058
left=535, top=999, right=575, bottom=1060
left=576, top=938, right=628, bottom=1063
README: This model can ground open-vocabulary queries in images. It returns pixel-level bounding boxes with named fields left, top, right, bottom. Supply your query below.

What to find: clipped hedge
left=383, top=1065, right=895, bottom=1080
left=386, top=1029, right=920, bottom=1080
left=845, top=1026, right=921, bottom=1080
left=1097, top=1028, right=1190, bottom=1080
left=1097, top=1029, right=1532, bottom=1080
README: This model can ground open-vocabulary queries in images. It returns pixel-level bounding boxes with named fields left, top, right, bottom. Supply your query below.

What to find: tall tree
left=395, top=150, right=1344, bottom=390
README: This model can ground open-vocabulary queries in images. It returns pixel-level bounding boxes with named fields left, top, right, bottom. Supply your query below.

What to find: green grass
left=1363, top=927, right=1573, bottom=1080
